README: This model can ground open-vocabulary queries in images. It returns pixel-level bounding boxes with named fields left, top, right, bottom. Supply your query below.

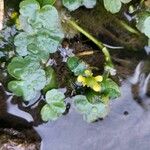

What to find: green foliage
left=43, top=66, right=58, bottom=93
left=41, top=89, right=66, bottom=121
left=5, top=0, right=125, bottom=123
left=7, top=56, right=46, bottom=101
left=67, top=56, right=87, bottom=75
left=103, top=0, right=132, bottom=13
left=37, top=0, right=56, bottom=6
left=62, top=0, right=96, bottom=11
left=73, top=95, right=108, bottom=123
left=73, top=77, right=120, bottom=123
left=15, top=0, right=64, bottom=62
left=101, top=78, right=121, bottom=99
left=136, top=11, right=150, bottom=38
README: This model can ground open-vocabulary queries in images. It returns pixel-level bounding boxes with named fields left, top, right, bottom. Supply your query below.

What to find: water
left=2, top=60, right=149, bottom=150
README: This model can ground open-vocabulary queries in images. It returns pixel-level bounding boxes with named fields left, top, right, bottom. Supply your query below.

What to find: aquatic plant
left=41, top=89, right=66, bottom=121
left=2, top=0, right=149, bottom=122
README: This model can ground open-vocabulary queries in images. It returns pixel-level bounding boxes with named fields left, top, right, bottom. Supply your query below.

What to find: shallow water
left=5, top=67, right=150, bottom=150
left=0, top=1, right=150, bottom=149
left=34, top=79, right=150, bottom=150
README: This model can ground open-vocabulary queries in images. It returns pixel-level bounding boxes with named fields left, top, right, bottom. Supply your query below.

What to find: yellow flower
left=77, top=75, right=86, bottom=86
left=77, top=69, right=103, bottom=92
left=92, top=83, right=101, bottom=92
left=77, top=75, right=85, bottom=82
left=95, top=75, right=103, bottom=82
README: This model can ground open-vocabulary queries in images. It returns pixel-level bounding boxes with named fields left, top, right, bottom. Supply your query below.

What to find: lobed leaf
left=41, top=89, right=66, bottom=121
left=73, top=95, right=108, bottom=123
left=15, top=0, right=64, bottom=62
left=7, top=56, right=46, bottom=101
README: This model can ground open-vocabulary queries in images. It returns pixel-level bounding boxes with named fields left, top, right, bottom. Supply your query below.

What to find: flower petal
left=95, top=75, right=103, bottom=82
left=92, top=83, right=101, bottom=92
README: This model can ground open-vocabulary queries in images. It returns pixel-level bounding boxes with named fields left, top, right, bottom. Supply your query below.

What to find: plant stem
left=66, top=19, right=112, bottom=63
left=118, top=20, right=140, bottom=35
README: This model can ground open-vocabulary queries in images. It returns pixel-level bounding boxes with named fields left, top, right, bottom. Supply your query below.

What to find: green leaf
left=37, top=0, right=56, bottom=6
left=73, top=95, right=90, bottom=113
left=67, top=56, right=87, bottom=76
left=43, top=66, right=58, bottom=93
left=62, top=0, right=96, bottom=11
left=73, top=95, right=109, bottom=123
left=16, top=0, right=64, bottom=62
left=72, top=62, right=87, bottom=76
left=14, top=29, right=63, bottom=62
left=103, top=0, right=121, bottom=14
left=136, top=12, right=150, bottom=38
left=67, top=56, right=79, bottom=70
left=19, top=1, right=64, bottom=34
left=83, top=103, right=108, bottom=123
left=101, top=78, right=121, bottom=99
left=7, top=56, right=46, bottom=101
left=20, top=0, right=40, bottom=17
left=7, top=56, right=40, bottom=80
left=86, top=90, right=102, bottom=104
left=41, top=89, right=66, bottom=121
left=103, top=0, right=132, bottom=13
left=41, top=104, right=58, bottom=121
left=45, top=89, right=65, bottom=104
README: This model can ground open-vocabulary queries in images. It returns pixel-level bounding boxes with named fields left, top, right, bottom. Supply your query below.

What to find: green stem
left=67, top=19, right=111, bottom=63
left=118, top=20, right=140, bottom=35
